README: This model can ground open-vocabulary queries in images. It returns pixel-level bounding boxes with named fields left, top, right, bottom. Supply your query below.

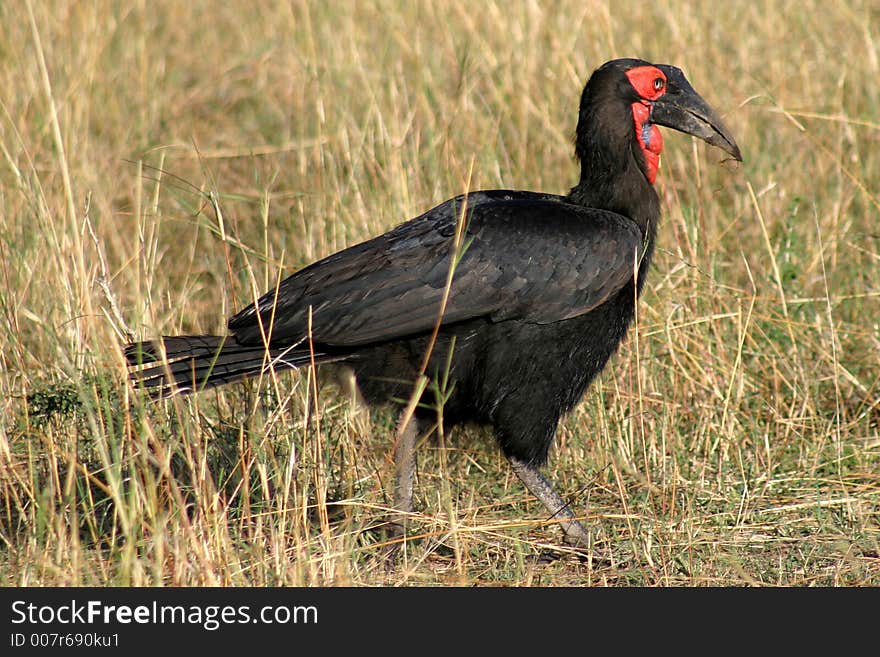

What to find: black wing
left=227, top=190, right=643, bottom=347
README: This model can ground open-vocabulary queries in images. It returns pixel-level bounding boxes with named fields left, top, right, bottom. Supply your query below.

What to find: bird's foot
left=381, top=520, right=406, bottom=572
left=561, top=519, right=592, bottom=550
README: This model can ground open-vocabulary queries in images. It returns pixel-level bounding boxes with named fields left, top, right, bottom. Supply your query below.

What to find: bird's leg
left=386, top=411, right=419, bottom=552
left=506, top=455, right=590, bottom=549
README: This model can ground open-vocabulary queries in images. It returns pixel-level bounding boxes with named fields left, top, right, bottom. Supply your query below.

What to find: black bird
left=126, top=58, right=741, bottom=548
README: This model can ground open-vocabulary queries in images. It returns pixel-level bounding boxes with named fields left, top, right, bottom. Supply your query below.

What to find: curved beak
left=651, top=65, right=742, bottom=162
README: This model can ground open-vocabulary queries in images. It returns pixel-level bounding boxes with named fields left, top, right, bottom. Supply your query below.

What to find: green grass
left=1, top=0, right=878, bottom=586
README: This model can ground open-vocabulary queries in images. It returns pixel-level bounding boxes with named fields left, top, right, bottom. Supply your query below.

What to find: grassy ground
left=1, top=0, right=878, bottom=586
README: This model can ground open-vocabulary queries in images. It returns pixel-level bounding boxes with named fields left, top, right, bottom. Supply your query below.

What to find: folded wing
left=227, top=190, right=644, bottom=347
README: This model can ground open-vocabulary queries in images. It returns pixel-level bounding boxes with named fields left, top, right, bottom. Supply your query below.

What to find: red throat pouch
left=630, top=101, right=663, bottom=184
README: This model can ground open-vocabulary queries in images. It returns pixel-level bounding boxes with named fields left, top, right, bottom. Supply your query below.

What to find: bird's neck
left=566, top=148, right=660, bottom=242
left=566, top=143, right=660, bottom=287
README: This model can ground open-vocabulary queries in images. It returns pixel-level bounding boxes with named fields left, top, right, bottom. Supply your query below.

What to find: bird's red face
left=625, top=65, right=668, bottom=184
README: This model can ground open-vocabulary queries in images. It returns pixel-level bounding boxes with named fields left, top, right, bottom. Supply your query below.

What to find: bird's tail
left=124, top=335, right=322, bottom=398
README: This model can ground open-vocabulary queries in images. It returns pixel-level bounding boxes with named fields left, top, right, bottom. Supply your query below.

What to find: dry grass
left=1, top=0, right=878, bottom=586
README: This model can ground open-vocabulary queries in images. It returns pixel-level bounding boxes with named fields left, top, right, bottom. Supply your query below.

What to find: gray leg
left=392, top=411, right=419, bottom=532
left=384, top=411, right=419, bottom=567
left=507, top=454, right=590, bottom=549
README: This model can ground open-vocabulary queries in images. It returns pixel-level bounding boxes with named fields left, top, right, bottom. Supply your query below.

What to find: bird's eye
left=653, top=77, right=665, bottom=91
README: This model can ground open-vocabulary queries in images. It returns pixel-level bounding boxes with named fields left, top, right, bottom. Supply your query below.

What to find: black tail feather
left=125, top=335, right=322, bottom=398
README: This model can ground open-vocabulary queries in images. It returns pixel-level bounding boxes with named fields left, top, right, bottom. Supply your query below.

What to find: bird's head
left=575, top=58, right=741, bottom=185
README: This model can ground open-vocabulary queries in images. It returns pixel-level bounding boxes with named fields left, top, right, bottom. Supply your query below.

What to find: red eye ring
left=653, top=77, right=665, bottom=91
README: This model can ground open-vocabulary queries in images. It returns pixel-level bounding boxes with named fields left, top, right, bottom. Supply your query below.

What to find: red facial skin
left=625, top=66, right=667, bottom=184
